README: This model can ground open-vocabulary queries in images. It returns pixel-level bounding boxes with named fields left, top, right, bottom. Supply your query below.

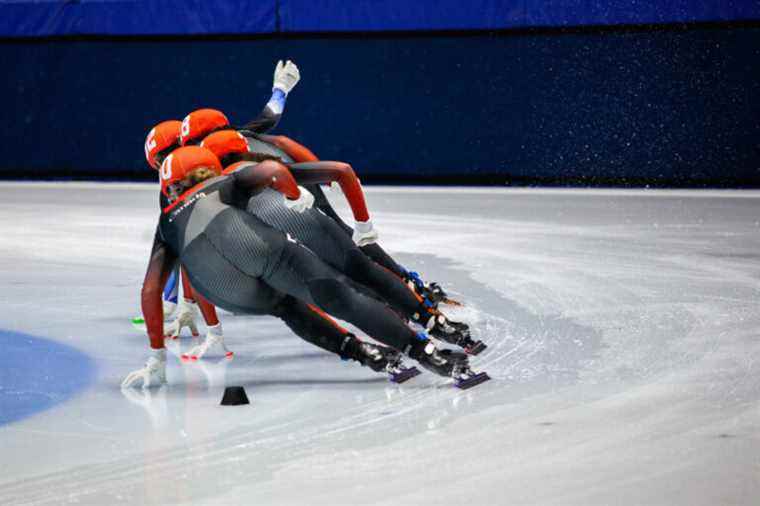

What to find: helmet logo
left=160, top=153, right=173, bottom=181
left=144, top=128, right=157, bottom=162
left=181, top=116, right=191, bottom=142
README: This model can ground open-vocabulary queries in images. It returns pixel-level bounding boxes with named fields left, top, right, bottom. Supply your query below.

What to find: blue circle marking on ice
left=0, top=329, right=96, bottom=426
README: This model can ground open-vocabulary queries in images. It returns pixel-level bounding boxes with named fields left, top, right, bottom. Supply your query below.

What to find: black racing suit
left=240, top=186, right=431, bottom=323
left=150, top=169, right=426, bottom=356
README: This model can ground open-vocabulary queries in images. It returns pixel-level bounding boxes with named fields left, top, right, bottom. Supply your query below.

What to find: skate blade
left=465, top=341, right=487, bottom=356
left=455, top=372, right=491, bottom=390
left=390, top=366, right=422, bottom=384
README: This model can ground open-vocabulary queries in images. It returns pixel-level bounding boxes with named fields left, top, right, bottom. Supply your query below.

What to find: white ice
left=0, top=183, right=759, bottom=505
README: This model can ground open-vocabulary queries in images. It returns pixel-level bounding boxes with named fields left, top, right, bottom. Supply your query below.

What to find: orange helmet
left=180, top=108, right=230, bottom=146
left=145, top=120, right=181, bottom=170
left=201, top=130, right=249, bottom=165
left=159, top=146, right=223, bottom=197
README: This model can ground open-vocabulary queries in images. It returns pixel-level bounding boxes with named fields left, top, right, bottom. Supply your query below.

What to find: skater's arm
left=288, top=162, right=370, bottom=222
left=256, top=134, right=319, bottom=162
left=237, top=92, right=283, bottom=134
left=238, top=61, right=300, bottom=135
left=141, top=231, right=178, bottom=350
left=232, top=160, right=302, bottom=200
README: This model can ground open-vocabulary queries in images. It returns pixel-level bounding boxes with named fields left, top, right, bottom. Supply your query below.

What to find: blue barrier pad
left=0, top=1, right=277, bottom=37
left=280, top=0, right=760, bottom=32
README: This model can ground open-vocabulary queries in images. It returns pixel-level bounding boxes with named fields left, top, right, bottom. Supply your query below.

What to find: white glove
left=273, top=60, right=300, bottom=94
left=162, top=299, right=177, bottom=320
left=353, top=220, right=379, bottom=247
left=164, top=299, right=200, bottom=339
left=121, top=349, right=167, bottom=389
left=181, top=323, right=233, bottom=361
left=284, top=186, right=314, bottom=213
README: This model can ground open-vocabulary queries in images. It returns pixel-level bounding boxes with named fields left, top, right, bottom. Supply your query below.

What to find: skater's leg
left=271, top=294, right=353, bottom=357
left=264, top=240, right=426, bottom=355
left=290, top=211, right=421, bottom=318
left=304, top=212, right=477, bottom=349
left=270, top=294, right=408, bottom=374
left=343, top=244, right=428, bottom=319
left=359, top=242, right=409, bottom=280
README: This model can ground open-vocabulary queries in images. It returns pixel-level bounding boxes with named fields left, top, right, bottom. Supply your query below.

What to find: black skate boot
left=421, top=313, right=487, bottom=356
left=424, top=282, right=451, bottom=306
left=413, top=341, right=491, bottom=389
left=344, top=336, right=421, bottom=384
left=406, top=271, right=449, bottom=309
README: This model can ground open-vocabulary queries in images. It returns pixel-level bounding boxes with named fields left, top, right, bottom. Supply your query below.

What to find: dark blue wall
left=2, top=26, right=759, bottom=185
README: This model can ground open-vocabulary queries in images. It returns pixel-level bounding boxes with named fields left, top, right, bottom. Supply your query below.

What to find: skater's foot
left=412, top=341, right=490, bottom=388
left=422, top=314, right=487, bottom=355
left=344, top=336, right=421, bottom=382
left=406, top=271, right=448, bottom=309
left=413, top=341, right=468, bottom=377
left=354, top=340, right=398, bottom=372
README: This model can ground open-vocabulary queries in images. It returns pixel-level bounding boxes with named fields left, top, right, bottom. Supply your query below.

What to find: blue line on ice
left=0, top=329, right=96, bottom=426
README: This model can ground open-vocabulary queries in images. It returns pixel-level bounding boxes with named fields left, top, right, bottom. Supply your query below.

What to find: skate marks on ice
left=0, top=254, right=603, bottom=505
left=4, top=186, right=760, bottom=504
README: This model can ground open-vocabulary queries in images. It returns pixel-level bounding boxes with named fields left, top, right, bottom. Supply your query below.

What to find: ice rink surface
left=0, top=183, right=758, bottom=505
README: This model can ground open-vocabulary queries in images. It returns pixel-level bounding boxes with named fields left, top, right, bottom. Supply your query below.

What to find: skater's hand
left=273, top=60, right=300, bottom=94
left=182, top=323, right=233, bottom=361
left=353, top=220, right=379, bottom=247
left=121, top=353, right=167, bottom=389
left=164, top=300, right=200, bottom=339
left=284, top=186, right=314, bottom=213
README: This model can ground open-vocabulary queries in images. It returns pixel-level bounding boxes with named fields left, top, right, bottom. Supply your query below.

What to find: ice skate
left=423, top=313, right=487, bottom=355
left=351, top=340, right=421, bottom=383
left=405, top=271, right=453, bottom=308
left=415, top=342, right=490, bottom=389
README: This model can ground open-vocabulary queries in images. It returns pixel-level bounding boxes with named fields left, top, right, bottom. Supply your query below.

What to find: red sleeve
left=141, top=229, right=177, bottom=349
left=232, top=160, right=301, bottom=200
left=287, top=162, right=370, bottom=222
